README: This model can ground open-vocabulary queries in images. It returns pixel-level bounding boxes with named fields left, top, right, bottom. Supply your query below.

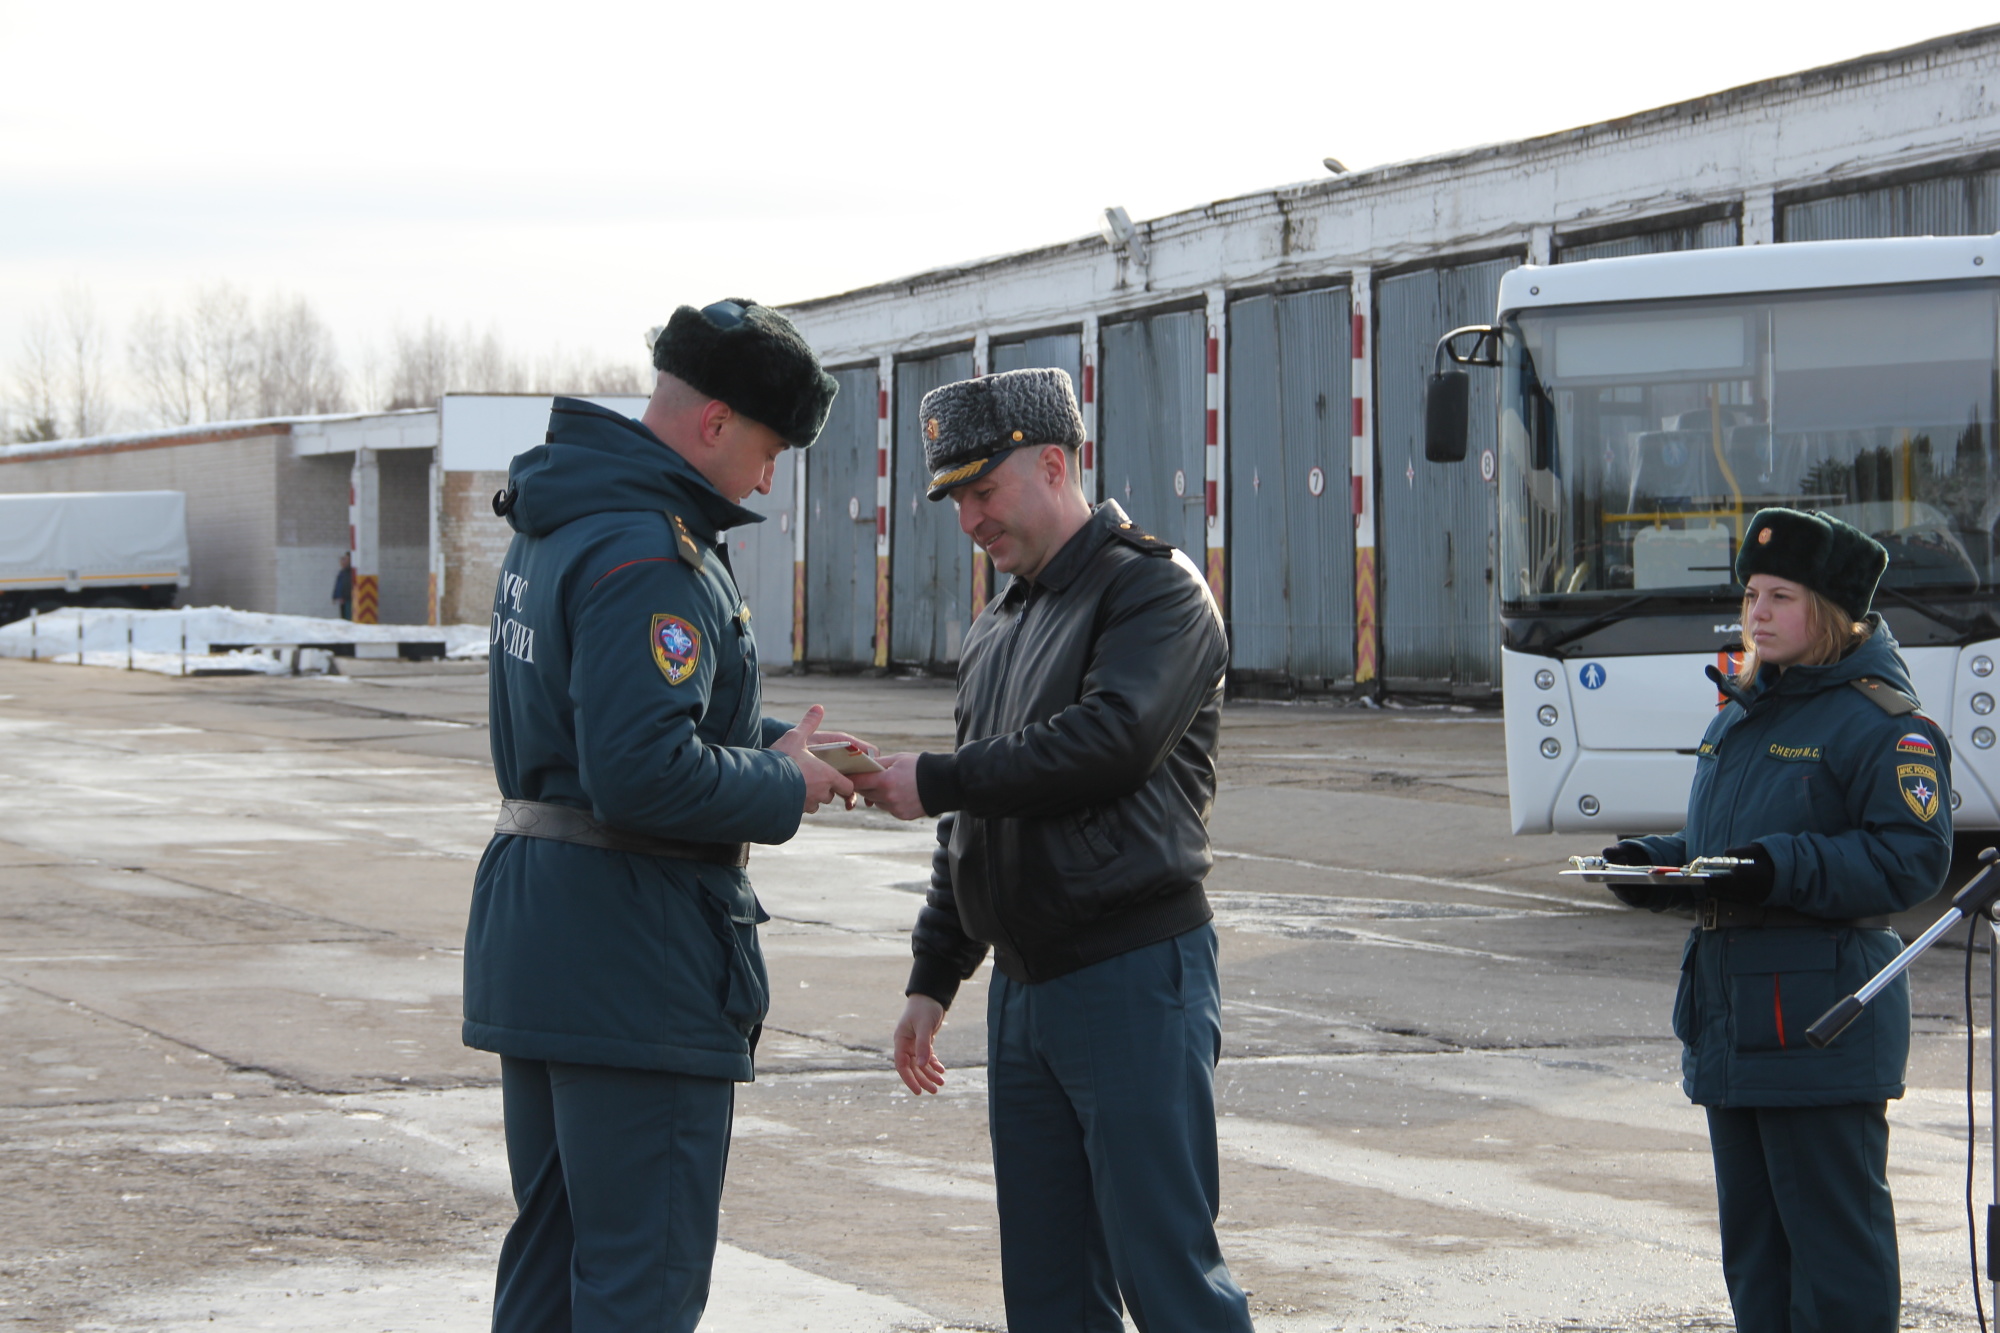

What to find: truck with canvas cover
left=1424, top=236, right=2000, bottom=834
left=0, top=491, right=190, bottom=624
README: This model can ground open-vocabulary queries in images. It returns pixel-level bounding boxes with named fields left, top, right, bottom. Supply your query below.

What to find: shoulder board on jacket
left=1849, top=677, right=1920, bottom=716
left=1109, top=520, right=1174, bottom=556
left=668, top=513, right=705, bottom=573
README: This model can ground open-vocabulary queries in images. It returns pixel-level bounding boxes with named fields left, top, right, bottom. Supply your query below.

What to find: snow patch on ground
left=0, top=607, right=488, bottom=676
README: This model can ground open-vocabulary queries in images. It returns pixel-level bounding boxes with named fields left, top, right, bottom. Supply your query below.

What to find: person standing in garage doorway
left=331, top=552, right=353, bottom=621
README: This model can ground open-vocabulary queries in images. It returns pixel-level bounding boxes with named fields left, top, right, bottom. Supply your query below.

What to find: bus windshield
left=1499, top=281, right=2000, bottom=606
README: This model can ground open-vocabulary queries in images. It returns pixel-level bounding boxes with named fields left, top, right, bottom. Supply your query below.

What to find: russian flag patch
left=1897, top=732, right=1937, bottom=756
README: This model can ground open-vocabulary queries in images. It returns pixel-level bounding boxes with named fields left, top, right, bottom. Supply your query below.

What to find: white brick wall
left=0, top=431, right=281, bottom=611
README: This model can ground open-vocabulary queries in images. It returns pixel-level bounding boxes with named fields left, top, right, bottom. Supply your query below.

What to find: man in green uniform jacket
left=464, top=300, right=854, bottom=1332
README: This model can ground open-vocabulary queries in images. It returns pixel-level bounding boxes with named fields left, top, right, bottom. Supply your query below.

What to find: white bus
left=1425, top=236, right=2000, bottom=835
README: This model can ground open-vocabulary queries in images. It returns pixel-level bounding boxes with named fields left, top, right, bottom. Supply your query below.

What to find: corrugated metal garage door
left=1555, top=216, right=1739, bottom=263
left=991, top=332, right=1083, bottom=399
left=727, top=425, right=798, bottom=666
left=1227, top=286, right=1353, bottom=685
left=804, top=365, right=878, bottom=667
left=1376, top=256, right=1519, bottom=693
left=1099, top=310, right=1206, bottom=556
left=892, top=349, right=976, bottom=666
left=1783, top=168, right=2000, bottom=240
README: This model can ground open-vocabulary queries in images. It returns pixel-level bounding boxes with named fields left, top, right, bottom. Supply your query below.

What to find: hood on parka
left=499, top=398, right=765, bottom=540
left=1713, top=613, right=1919, bottom=710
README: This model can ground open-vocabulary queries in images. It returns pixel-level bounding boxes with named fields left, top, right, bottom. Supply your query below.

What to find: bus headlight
left=1534, top=669, right=1555, bottom=690
left=1540, top=738, right=1562, bottom=759
left=1974, top=693, right=1995, bottom=716
left=1578, top=795, right=1600, bottom=816
left=1974, top=656, right=1995, bottom=678
left=1975, top=728, right=1996, bottom=750
left=1537, top=705, right=1559, bottom=726
left=1952, top=790, right=1963, bottom=811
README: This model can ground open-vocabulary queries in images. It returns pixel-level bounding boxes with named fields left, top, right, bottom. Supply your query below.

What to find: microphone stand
left=1807, top=846, right=2000, bottom=1313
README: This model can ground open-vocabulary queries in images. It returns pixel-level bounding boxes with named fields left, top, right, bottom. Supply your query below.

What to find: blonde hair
left=1736, top=585, right=1871, bottom=681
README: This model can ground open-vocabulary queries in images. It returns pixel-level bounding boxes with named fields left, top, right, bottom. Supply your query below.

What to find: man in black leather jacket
left=854, top=367, right=1252, bottom=1333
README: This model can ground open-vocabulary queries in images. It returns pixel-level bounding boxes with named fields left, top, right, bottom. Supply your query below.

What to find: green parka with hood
left=462, top=398, right=803, bottom=1081
left=1628, top=618, right=1952, bottom=1107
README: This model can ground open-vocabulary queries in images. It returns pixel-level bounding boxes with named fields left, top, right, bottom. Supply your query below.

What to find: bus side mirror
left=1423, top=324, right=1498, bottom=465
left=1424, top=370, right=1470, bottom=463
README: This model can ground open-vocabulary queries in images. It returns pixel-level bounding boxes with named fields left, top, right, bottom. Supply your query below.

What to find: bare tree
left=128, top=303, right=196, bottom=426
left=256, top=295, right=349, bottom=416
left=129, top=282, right=268, bottom=425
left=384, top=321, right=543, bottom=409
left=532, top=347, right=650, bottom=396
left=461, top=328, right=522, bottom=395
left=10, top=311, right=63, bottom=442
left=186, top=283, right=259, bottom=420
left=10, top=286, right=112, bottom=441
left=56, top=285, right=111, bottom=437
left=385, top=320, right=459, bottom=410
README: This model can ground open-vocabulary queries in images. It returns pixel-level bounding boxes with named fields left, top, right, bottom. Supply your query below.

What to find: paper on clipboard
left=808, top=742, right=885, bottom=775
left=1560, top=854, right=1751, bottom=884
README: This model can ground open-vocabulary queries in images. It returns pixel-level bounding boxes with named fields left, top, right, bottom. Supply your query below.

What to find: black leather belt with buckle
left=494, top=798, right=750, bottom=868
left=1699, top=899, right=1891, bottom=931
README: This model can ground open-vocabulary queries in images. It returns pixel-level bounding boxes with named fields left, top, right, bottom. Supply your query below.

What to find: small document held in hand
left=808, top=742, right=885, bottom=776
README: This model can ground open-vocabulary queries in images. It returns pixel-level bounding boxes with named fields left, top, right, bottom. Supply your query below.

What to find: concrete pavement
left=0, top=656, right=1991, bottom=1330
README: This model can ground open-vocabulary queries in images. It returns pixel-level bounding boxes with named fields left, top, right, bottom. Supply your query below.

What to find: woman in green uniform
left=1601, top=507, right=1953, bottom=1333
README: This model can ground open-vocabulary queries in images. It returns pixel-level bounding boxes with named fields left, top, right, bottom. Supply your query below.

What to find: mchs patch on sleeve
left=1898, top=763, right=1941, bottom=821
left=652, top=614, right=702, bottom=685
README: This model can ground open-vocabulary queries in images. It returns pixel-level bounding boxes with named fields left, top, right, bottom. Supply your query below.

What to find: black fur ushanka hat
left=651, top=299, right=838, bottom=448
left=1735, top=507, right=1888, bottom=621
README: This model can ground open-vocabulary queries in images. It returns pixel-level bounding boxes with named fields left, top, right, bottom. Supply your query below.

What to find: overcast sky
left=4, top=0, right=1997, bottom=413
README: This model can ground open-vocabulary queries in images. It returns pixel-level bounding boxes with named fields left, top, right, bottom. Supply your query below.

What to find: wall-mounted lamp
left=1099, top=205, right=1150, bottom=271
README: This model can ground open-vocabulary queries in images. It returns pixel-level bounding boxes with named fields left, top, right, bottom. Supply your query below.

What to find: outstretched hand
left=771, top=705, right=856, bottom=814
left=850, top=752, right=926, bottom=820
left=894, top=993, right=947, bottom=1095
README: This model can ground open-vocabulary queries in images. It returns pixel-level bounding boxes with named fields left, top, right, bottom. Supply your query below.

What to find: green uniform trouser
left=492, top=1058, right=734, bottom=1333
left=1707, top=1102, right=1897, bottom=1333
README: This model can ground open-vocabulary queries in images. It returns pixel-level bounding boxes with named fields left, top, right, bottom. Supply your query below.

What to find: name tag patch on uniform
left=651, top=614, right=702, bottom=685
left=1898, top=763, right=1941, bottom=821
left=1897, top=732, right=1938, bottom=756
left=1767, top=743, right=1822, bottom=762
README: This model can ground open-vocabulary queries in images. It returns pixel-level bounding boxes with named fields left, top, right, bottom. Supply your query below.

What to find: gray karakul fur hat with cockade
left=651, top=298, right=839, bottom=448
left=920, top=367, right=1086, bottom=500
left=1734, top=507, right=1889, bottom=621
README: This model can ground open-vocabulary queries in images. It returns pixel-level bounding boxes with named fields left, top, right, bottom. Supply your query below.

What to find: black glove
left=1599, top=842, right=1660, bottom=909
left=1704, top=843, right=1775, bottom=905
